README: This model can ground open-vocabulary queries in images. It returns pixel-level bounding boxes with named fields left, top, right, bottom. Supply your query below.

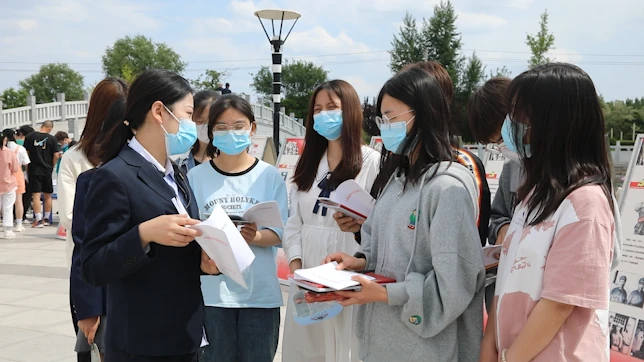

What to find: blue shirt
left=187, top=158, right=288, bottom=308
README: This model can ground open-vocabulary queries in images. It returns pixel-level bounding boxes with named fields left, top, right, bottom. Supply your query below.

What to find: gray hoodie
left=356, top=161, right=486, bottom=362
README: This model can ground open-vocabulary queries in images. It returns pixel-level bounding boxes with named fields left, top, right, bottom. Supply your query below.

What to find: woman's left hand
left=200, top=249, right=220, bottom=275
left=335, top=276, right=388, bottom=306
left=240, top=223, right=260, bottom=244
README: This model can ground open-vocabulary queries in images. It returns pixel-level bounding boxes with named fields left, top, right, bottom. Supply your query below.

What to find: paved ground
left=0, top=224, right=287, bottom=362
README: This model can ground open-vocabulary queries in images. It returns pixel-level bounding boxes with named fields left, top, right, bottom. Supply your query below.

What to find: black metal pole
left=271, top=39, right=283, bottom=154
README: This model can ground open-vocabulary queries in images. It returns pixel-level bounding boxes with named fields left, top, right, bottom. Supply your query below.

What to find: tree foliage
left=388, top=1, right=486, bottom=141
left=389, top=13, right=425, bottom=73
left=526, top=10, right=555, bottom=68
left=191, top=70, right=228, bottom=91
left=251, top=60, right=329, bottom=120
left=1, top=88, right=29, bottom=109
left=19, top=63, right=84, bottom=103
left=102, top=35, right=186, bottom=81
left=603, top=99, right=644, bottom=140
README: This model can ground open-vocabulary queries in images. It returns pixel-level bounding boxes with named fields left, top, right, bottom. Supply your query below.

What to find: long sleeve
left=70, top=170, right=104, bottom=320
left=359, top=209, right=377, bottom=271
left=283, top=185, right=303, bottom=263
left=80, top=166, right=153, bottom=286
left=385, top=182, right=485, bottom=338
left=488, top=161, right=517, bottom=244
left=57, top=153, right=78, bottom=232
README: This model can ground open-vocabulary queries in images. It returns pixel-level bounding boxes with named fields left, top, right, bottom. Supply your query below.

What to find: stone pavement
left=0, top=224, right=287, bottom=362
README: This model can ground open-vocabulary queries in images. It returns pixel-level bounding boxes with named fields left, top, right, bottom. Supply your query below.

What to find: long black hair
left=99, top=69, right=192, bottom=164
left=370, top=68, right=454, bottom=197
left=509, top=63, right=613, bottom=225
left=292, top=80, right=364, bottom=192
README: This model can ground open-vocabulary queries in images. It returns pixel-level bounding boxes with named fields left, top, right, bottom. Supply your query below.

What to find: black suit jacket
left=80, top=145, right=203, bottom=357
left=70, top=168, right=105, bottom=320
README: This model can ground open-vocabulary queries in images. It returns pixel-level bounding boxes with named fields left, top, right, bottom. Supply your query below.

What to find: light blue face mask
left=313, top=110, right=343, bottom=141
left=213, top=130, right=252, bottom=155
left=501, top=115, right=531, bottom=158
left=379, top=118, right=414, bottom=154
left=163, top=105, right=198, bottom=156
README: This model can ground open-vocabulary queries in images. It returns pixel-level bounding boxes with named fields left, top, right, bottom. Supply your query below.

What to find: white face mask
left=196, top=124, right=210, bottom=144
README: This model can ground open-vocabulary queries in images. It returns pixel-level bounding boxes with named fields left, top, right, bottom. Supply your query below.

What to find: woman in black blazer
left=80, top=69, right=220, bottom=362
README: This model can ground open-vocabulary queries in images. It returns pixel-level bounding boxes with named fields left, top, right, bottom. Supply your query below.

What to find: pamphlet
left=317, top=180, right=375, bottom=220
left=294, top=262, right=376, bottom=291
left=189, top=204, right=255, bottom=289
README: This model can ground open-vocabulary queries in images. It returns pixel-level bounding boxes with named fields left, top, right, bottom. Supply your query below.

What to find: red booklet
left=297, top=272, right=397, bottom=303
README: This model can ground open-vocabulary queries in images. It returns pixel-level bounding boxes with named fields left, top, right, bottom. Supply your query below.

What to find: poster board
left=275, top=137, right=306, bottom=285
left=249, top=136, right=277, bottom=166
left=369, top=136, right=383, bottom=153
left=482, top=147, right=506, bottom=202
left=611, top=134, right=644, bottom=361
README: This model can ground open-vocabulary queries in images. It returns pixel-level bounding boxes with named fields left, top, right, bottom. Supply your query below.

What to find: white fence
left=0, top=93, right=305, bottom=141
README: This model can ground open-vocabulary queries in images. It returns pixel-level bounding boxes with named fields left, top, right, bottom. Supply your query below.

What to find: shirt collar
left=128, top=137, right=174, bottom=177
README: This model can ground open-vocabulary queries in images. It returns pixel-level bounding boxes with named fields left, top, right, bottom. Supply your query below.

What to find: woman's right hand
left=332, top=212, right=364, bottom=233
left=139, top=214, right=202, bottom=248
left=289, top=259, right=302, bottom=273
left=324, top=252, right=366, bottom=271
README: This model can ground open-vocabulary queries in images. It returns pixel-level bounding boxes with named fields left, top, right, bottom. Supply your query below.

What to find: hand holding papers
left=293, top=262, right=377, bottom=291
left=317, top=180, right=375, bottom=220
left=483, top=244, right=502, bottom=271
left=190, top=205, right=255, bottom=289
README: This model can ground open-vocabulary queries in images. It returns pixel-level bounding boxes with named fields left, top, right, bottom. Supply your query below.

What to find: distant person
left=0, top=132, right=20, bottom=239
left=23, top=120, right=61, bottom=227
left=2, top=129, right=30, bottom=233
left=16, top=125, right=35, bottom=220
left=628, top=278, right=644, bottom=308
left=222, top=83, right=232, bottom=94
left=55, top=131, right=71, bottom=174
left=612, top=275, right=628, bottom=303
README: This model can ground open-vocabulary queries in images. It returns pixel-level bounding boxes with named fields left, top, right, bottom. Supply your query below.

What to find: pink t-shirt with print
left=495, top=185, right=614, bottom=361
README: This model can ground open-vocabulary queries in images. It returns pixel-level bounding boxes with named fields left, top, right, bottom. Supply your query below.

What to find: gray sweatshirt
left=488, top=160, right=623, bottom=270
left=356, top=161, right=486, bottom=362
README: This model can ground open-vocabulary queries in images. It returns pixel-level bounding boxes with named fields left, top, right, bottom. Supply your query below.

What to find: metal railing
left=0, top=93, right=305, bottom=138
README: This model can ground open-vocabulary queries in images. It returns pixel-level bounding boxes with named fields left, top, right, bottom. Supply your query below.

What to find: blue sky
left=1, top=0, right=643, bottom=106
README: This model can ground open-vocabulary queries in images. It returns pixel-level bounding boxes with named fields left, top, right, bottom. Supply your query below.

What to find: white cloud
left=506, top=0, right=535, bottom=9
left=337, top=75, right=384, bottom=101
left=546, top=48, right=583, bottom=64
left=457, top=12, right=508, bottom=31
left=286, top=27, right=371, bottom=55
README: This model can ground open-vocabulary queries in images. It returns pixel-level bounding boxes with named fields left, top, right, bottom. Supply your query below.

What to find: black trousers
left=105, top=350, right=198, bottom=362
left=70, top=289, right=91, bottom=362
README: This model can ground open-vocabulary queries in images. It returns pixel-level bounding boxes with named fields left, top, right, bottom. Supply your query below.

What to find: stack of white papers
left=190, top=204, right=255, bottom=289
left=294, top=262, right=375, bottom=291
left=317, top=180, right=375, bottom=220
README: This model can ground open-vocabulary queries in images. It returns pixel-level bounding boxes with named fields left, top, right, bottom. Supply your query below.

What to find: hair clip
left=123, top=120, right=130, bottom=126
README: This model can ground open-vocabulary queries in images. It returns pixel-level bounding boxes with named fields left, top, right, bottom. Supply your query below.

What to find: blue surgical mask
left=380, top=118, right=413, bottom=154
left=213, top=130, right=252, bottom=155
left=163, top=105, right=198, bottom=156
left=313, top=110, right=343, bottom=141
left=501, top=115, right=531, bottom=158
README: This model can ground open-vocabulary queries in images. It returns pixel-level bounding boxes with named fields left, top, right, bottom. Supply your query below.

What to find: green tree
left=102, top=35, right=186, bottom=80
left=489, top=66, right=512, bottom=79
left=604, top=100, right=641, bottom=139
left=389, top=13, right=425, bottom=73
left=191, top=70, right=228, bottom=91
left=526, top=10, right=555, bottom=68
left=1, top=88, right=29, bottom=109
left=421, top=1, right=464, bottom=83
left=19, top=63, right=84, bottom=103
left=251, top=60, right=329, bottom=121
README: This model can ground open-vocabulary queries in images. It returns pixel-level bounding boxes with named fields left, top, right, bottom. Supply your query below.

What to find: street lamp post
left=254, top=9, right=301, bottom=154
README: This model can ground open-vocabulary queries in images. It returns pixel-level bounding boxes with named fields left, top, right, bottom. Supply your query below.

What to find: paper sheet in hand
left=483, top=244, right=502, bottom=270
left=191, top=205, right=255, bottom=289
left=236, top=201, right=284, bottom=228
left=294, top=262, right=375, bottom=291
left=316, top=180, right=375, bottom=220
